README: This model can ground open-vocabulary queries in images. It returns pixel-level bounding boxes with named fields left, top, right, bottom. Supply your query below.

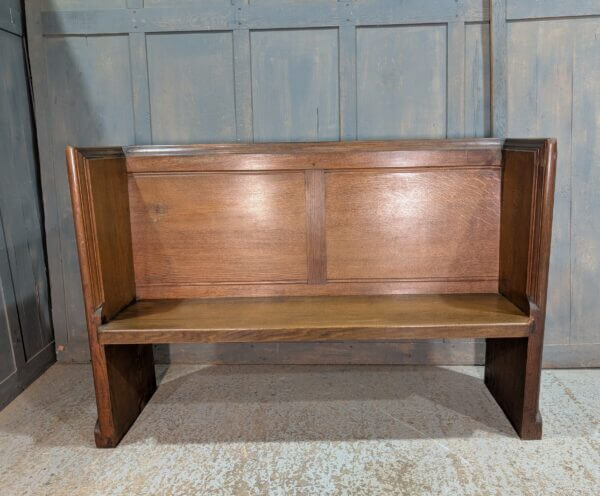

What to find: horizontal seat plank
left=98, top=294, right=531, bottom=344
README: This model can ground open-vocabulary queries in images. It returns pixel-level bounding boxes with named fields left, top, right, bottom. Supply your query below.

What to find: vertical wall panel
left=45, top=35, right=134, bottom=353
left=465, top=22, right=490, bottom=137
left=1, top=5, right=54, bottom=408
left=356, top=25, right=447, bottom=139
left=534, top=21, right=574, bottom=347
left=503, top=11, right=600, bottom=363
left=0, top=222, right=19, bottom=389
left=507, top=20, right=573, bottom=346
left=27, top=0, right=600, bottom=366
left=26, top=1, right=495, bottom=365
left=506, top=22, right=537, bottom=136
left=251, top=29, right=339, bottom=142
left=147, top=32, right=236, bottom=144
left=571, top=21, right=600, bottom=344
left=0, top=30, right=52, bottom=362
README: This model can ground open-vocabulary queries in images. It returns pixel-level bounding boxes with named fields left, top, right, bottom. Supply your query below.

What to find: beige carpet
left=0, top=364, right=598, bottom=495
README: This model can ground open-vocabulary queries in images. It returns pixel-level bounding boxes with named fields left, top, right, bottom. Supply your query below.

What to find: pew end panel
left=66, top=147, right=156, bottom=448
left=485, top=138, right=557, bottom=440
left=66, top=139, right=556, bottom=446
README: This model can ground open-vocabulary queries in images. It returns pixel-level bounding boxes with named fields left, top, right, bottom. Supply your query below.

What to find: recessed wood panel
left=146, top=32, right=236, bottom=143
left=250, top=28, right=339, bottom=142
left=326, top=169, right=501, bottom=281
left=129, top=172, right=308, bottom=287
left=465, top=22, right=491, bottom=137
left=507, top=20, right=575, bottom=345
left=357, top=25, right=447, bottom=139
left=571, top=22, right=600, bottom=344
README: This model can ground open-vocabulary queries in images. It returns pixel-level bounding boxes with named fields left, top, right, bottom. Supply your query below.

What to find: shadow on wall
left=0, top=364, right=517, bottom=447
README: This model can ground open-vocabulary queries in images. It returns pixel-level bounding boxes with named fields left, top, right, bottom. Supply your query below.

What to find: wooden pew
left=66, top=138, right=556, bottom=447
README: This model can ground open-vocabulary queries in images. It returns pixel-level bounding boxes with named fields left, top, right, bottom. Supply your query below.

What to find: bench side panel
left=66, top=147, right=156, bottom=448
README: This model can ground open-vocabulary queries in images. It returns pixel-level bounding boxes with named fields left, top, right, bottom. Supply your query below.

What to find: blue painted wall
left=23, top=0, right=600, bottom=366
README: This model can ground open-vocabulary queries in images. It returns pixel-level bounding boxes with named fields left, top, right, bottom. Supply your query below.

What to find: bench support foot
left=92, top=344, right=156, bottom=448
left=484, top=336, right=543, bottom=440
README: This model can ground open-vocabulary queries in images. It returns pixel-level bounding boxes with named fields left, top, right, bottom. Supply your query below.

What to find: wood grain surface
left=66, top=138, right=556, bottom=444
left=129, top=172, right=308, bottom=286
left=124, top=140, right=502, bottom=173
left=98, top=294, right=531, bottom=344
left=326, top=169, right=501, bottom=281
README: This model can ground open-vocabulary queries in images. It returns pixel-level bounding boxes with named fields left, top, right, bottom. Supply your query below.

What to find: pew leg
left=484, top=336, right=543, bottom=440
left=91, top=344, right=156, bottom=448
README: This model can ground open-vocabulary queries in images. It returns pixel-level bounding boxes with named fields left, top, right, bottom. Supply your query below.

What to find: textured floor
left=0, top=364, right=598, bottom=495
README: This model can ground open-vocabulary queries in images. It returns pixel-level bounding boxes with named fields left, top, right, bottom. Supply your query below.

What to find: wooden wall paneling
left=144, top=0, right=231, bottom=7
left=507, top=0, right=600, bottom=21
left=570, top=21, right=600, bottom=345
left=352, top=0, right=470, bottom=25
left=232, top=27, right=253, bottom=142
left=0, top=30, right=52, bottom=360
left=27, top=0, right=600, bottom=367
left=464, top=22, right=490, bottom=137
left=30, top=0, right=556, bottom=366
left=356, top=25, right=447, bottom=139
left=447, top=17, right=466, bottom=138
left=24, top=1, right=69, bottom=358
left=0, top=222, right=55, bottom=410
left=43, top=33, right=135, bottom=360
left=250, top=28, right=340, bottom=142
left=339, top=21, right=357, bottom=140
left=42, top=0, right=126, bottom=9
left=506, top=21, right=537, bottom=135
left=38, top=0, right=490, bottom=37
left=490, top=0, right=507, bottom=137
left=129, top=31, right=152, bottom=145
left=0, top=4, right=54, bottom=409
left=492, top=4, right=600, bottom=365
left=507, top=20, right=573, bottom=347
left=0, top=0, right=22, bottom=36
left=146, top=32, right=237, bottom=144
left=0, top=218, right=24, bottom=409
left=531, top=21, right=573, bottom=346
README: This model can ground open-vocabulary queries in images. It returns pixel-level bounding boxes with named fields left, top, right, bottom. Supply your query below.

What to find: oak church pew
left=66, top=139, right=556, bottom=447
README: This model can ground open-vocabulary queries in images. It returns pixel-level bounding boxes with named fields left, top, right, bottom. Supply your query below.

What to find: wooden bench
left=66, top=139, right=556, bottom=447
